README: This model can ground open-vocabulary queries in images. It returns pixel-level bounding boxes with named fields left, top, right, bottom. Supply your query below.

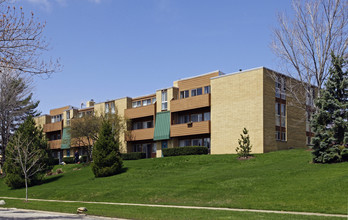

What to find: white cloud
left=24, top=0, right=102, bottom=12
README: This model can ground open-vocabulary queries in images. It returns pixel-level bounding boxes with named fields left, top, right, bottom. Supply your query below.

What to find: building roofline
left=211, top=67, right=265, bottom=80
left=175, top=69, right=223, bottom=82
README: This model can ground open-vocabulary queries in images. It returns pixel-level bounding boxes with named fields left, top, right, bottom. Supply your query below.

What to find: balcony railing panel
left=124, top=104, right=155, bottom=119
left=171, top=94, right=210, bottom=113
left=170, top=121, right=210, bottom=137
left=43, top=121, right=63, bottom=133
left=126, top=128, right=155, bottom=141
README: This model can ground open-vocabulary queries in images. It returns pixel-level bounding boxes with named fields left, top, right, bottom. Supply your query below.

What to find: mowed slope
left=0, top=149, right=347, bottom=214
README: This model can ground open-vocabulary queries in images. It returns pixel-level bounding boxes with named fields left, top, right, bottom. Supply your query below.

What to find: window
left=105, top=103, right=109, bottom=113
left=191, top=113, right=202, bottom=122
left=110, top=102, right=115, bottom=114
left=66, top=111, right=70, bottom=119
left=152, top=98, right=156, bottom=104
left=142, top=121, right=153, bottom=129
left=133, top=144, right=142, bottom=152
left=179, top=115, right=190, bottom=124
left=51, top=114, right=62, bottom=123
left=179, top=139, right=191, bottom=147
left=192, top=139, right=202, bottom=146
left=161, top=90, right=167, bottom=110
left=66, top=149, right=70, bottom=157
left=132, top=122, right=142, bottom=130
left=180, top=90, right=189, bottom=99
left=275, top=76, right=286, bottom=99
left=203, top=138, right=210, bottom=149
left=204, top=86, right=211, bottom=94
left=142, top=99, right=151, bottom=106
left=132, top=101, right=141, bottom=108
left=204, top=112, right=210, bottom=121
left=152, top=143, right=157, bottom=153
left=191, top=88, right=203, bottom=97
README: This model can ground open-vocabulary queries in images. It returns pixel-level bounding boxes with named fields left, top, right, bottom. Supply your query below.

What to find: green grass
left=1, top=149, right=348, bottom=218
left=2, top=199, right=343, bottom=220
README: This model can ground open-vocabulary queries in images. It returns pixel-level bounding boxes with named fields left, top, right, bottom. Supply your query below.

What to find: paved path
left=0, top=196, right=347, bottom=218
left=0, top=207, right=126, bottom=220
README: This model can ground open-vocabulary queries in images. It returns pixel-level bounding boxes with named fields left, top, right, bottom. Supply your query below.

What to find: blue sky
left=15, top=0, right=293, bottom=114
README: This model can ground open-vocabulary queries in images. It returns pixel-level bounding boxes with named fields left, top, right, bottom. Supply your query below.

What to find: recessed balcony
left=48, top=140, right=61, bottom=150
left=170, top=120, right=210, bottom=137
left=43, top=121, right=63, bottom=133
left=124, top=104, right=156, bottom=119
left=126, top=128, right=155, bottom=141
left=171, top=94, right=210, bottom=113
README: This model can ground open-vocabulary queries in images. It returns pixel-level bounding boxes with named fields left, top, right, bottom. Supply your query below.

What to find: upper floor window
left=178, top=115, right=190, bottom=124
left=51, top=114, right=62, bottom=123
left=132, top=101, right=141, bottom=108
left=275, top=76, right=286, bottom=99
left=110, top=102, right=115, bottom=114
left=142, top=99, right=151, bottom=106
left=105, top=103, right=109, bottom=114
left=204, top=86, right=211, bottom=94
left=191, top=87, right=202, bottom=97
left=191, top=113, right=203, bottom=122
left=152, top=98, right=156, bottom=103
left=204, top=112, right=210, bottom=121
left=180, top=90, right=189, bottom=99
left=66, top=111, right=70, bottom=120
left=161, top=90, right=167, bottom=111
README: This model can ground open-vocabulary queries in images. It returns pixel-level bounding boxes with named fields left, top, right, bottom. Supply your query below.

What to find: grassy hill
left=1, top=149, right=347, bottom=219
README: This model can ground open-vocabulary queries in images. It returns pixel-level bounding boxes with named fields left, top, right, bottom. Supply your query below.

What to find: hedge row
left=163, top=146, right=209, bottom=157
left=62, top=157, right=75, bottom=164
left=121, top=152, right=146, bottom=160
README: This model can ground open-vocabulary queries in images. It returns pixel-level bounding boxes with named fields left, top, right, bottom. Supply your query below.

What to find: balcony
left=48, top=140, right=61, bottom=150
left=43, top=121, right=63, bottom=133
left=170, top=120, right=210, bottom=137
left=124, top=104, right=155, bottom=119
left=171, top=94, right=210, bottom=113
left=126, top=128, right=154, bottom=141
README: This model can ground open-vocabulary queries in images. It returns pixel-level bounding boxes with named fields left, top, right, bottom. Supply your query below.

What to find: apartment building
left=34, top=67, right=313, bottom=160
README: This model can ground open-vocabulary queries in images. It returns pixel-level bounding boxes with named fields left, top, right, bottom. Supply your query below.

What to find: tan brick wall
left=211, top=68, right=264, bottom=154
left=263, top=69, right=307, bottom=152
left=34, top=115, right=51, bottom=129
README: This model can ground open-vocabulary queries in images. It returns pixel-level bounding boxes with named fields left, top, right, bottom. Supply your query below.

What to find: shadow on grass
left=41, top=175, right=63, bottom=185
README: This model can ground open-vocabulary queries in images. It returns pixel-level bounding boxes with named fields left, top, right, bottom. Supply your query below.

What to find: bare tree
left=271, top=0, right=348, bottom=107
left=0, top=69, right=38, bottom=165
left=69, top=114, right=100, bottom=162
left=0, top=2, right=60, bottom=75
left=6, top=132, right=46, bottom=201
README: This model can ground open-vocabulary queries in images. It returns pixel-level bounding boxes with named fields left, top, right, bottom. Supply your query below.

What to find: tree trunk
left=25, top=176, right=28, bottom=202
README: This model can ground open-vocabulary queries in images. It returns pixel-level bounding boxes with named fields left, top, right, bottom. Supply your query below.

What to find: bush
left=163, top=146, right=208, bottom=157
left=62, top=157, right=74, bottom=164
left=236, top=128, right=253, bottom=158
left=121, top=152, right=146, bottom=160
left=80, top=155, right=88, bottom=163
left=49, top=158, right=59, bottom=166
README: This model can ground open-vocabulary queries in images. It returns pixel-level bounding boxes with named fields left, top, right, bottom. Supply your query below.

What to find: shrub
left=80, top=155, right=88, bottom=163
left=62, top=157, right=74, bottom=164
left=121, top=152, right=146, bottom=160
left=49, top=158, right=59, bottom=166
left=163, top=146, right=208, bottom=157
left=236, top=128, right=252, bottom=158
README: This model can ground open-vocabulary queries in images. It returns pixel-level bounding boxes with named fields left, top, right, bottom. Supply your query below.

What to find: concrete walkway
left=0, top=196, right=347, bottom=218
left=0, top=207, right=127, bottom=220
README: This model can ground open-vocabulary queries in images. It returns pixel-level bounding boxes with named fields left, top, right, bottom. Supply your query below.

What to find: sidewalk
left=1, top=196, right=347, bottom=218
left=0, top=207, right=127, bottom=220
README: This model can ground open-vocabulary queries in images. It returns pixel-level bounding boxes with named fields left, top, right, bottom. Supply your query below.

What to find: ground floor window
left=179, top=137, right=210, bottom=149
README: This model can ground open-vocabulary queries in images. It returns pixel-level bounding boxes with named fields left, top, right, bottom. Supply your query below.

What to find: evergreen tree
left=236, top=128, right=253, bottom=158
left=3, top=116, right=51, bottom=190
left=311, top=54, right=348, bottom=163
left=92, top=120, right=123, bottom=177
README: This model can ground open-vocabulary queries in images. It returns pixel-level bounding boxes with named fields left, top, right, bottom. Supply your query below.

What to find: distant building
left=34, top=67, right=314, bottom=160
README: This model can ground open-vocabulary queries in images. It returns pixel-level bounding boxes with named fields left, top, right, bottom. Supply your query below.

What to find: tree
left=0, top=69, right=39, bottom=165
left=3, top=116, right=51, bottom=200
left=311, top=53, right=348, bottom=163
left=0, top=2, right=60, bottom=75
left=92, top=120, right=123, bottom=178
left=69, top=114, right=100, bottom=162
left=236, top=128, right=253, bottom=158
left=272, top=0, right=347, bottom=107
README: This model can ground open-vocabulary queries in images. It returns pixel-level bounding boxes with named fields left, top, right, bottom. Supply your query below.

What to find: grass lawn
left=1, top=149, right=348, bottom=218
